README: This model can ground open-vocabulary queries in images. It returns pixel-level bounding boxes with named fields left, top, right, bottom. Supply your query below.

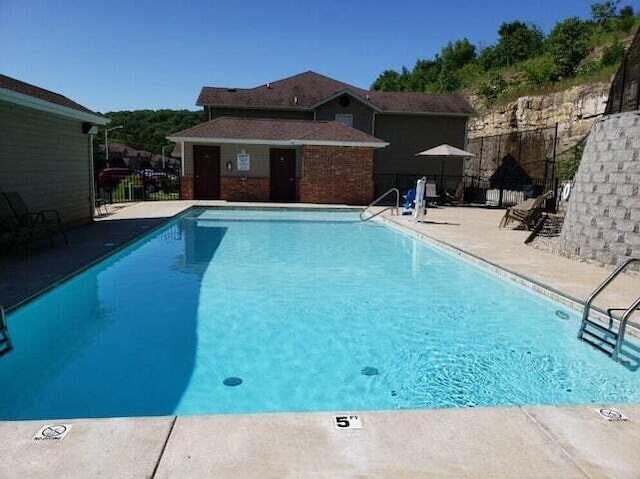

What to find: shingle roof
left=197, top=71, right=474, bottom=116
left=0, top=73, right=100, bottom=116
left=167, top=117, right=388, bottom=146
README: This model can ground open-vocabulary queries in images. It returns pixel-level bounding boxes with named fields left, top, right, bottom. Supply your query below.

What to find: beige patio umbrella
left=415, top=144, right=475, bottom=191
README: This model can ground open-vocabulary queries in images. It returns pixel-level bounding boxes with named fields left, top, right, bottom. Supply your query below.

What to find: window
left=335, top=114, right=354, bottom=128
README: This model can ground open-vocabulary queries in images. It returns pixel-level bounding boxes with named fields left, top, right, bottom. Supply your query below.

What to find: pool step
left=579, top=320, right=618, bottom=357
left=0, top=306, right=11, bottom=358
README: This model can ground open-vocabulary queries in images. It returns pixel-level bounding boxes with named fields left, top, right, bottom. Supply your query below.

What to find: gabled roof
left=197, top=71, right=474, bottom=116
left=167, top=117, right=388, bottom=148
left=0, top=74, right=108, bottom=124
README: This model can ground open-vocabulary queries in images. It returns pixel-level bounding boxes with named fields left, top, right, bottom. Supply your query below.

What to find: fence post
left=478, top=136, right=484, bottom=178
left=497, top=137, right=503, bottom=207
left=620, top=54, right=628, bottom=112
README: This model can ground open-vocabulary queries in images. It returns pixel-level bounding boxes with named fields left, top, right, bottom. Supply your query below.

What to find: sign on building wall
left=237, top=151, right=250, bottom=171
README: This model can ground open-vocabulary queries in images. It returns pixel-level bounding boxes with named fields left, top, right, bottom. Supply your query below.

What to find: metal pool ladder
left=360, top=188, right=400, bottom=221
left=577, top=258, right=640, bottom=362
left=0, top=305, right=12, bottom=357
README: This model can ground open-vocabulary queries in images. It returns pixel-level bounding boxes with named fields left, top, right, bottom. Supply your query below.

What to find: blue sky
left=0, top=0, right=621, bottom=112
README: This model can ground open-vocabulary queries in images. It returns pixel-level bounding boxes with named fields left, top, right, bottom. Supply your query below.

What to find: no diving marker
left=334, top=414, right=363, bottom=430
left=33, top=424, right=72, bottom=442
left=597, top=407, right=629, bottom=422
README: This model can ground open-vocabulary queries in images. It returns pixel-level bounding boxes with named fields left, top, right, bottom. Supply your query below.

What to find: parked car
left=98, top=167, right=134, bottom=189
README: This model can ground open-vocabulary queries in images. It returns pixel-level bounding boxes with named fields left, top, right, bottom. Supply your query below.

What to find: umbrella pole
left=440, top=160, right=445, bottom=193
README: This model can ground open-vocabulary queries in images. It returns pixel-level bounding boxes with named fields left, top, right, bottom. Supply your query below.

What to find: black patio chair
left=2, top=192, right=67, bottom=245
left=0, top=194, right=35, bottom=253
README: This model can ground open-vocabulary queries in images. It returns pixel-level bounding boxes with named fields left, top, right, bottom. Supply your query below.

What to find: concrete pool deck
left=3, top=405, right=640, bottom=478
left=1, top=201, right=640, bottom=478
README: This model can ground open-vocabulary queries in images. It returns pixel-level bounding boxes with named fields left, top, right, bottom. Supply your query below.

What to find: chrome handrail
left=616, top=295, right=640, bottom=360
left=0, top=305, right=6, bottom=332
left=577, top=258, right=640, bottom=361
left=0, top=305, right=11, bottom=358
left=359, top=188, right=400, bottom=221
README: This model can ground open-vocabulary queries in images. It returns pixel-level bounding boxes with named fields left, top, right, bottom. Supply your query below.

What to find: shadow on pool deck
left=0, top=216, right=171, bottom=310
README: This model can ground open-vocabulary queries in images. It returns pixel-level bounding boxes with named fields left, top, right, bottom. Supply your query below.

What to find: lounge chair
left=444, top=181, right=465, bottom=205
left=95, top=197, right=108, bottom=217
left=2, top=192, right=67, bottom=244
left=0, top=194, right=34, bottom=253
left=499, top=191, right=553, bottom=230
left=424, top=183, right=439, bottom=205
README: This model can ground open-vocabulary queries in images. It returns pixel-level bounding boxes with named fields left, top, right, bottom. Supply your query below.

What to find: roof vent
left=227, top=88, right=237, bottom=92
left=339, top=94, right=351, bottom=108
left=267, top=83, right=271, bottom=89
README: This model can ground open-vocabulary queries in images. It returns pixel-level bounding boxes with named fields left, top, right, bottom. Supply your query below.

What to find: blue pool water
left=1, top=208, right=639, bottom=420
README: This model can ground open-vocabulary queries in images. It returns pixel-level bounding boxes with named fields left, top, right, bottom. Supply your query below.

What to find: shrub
left=601, top=41, right=626, bottom=66
left=575, top=61, right=601, bottom=77
left=477, top=72, right=508, bottom=102
left=546, top=17, right=591, bottom=77
left=523, top=55, right=559, bottom=85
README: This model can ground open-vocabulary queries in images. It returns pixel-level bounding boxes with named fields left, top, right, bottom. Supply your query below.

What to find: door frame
left=269, top=148, right=297, bottom=202
left=193, top=145, right=221, bottom=200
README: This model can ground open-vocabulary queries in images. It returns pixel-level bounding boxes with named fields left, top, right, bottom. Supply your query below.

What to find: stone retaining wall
left=559, top=111, right=640, bottom=268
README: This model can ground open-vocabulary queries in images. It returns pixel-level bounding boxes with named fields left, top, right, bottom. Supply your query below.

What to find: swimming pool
left=1, top=207, right=639, bottom=420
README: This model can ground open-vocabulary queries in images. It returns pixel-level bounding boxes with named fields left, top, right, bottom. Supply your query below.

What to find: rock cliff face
left=467, top=82, right=610, bottom=151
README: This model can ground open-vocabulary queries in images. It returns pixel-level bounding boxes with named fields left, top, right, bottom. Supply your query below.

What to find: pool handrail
left=577, top=257, right=640, bottom=361
left=360, top=188, right=400, bottom=222
left=0, top=305, right=12, bottom=357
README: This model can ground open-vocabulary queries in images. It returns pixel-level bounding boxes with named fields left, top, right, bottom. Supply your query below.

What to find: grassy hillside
left=372, top=2, right=638, bottom=107
left=97, top=109, right=203, bottom=154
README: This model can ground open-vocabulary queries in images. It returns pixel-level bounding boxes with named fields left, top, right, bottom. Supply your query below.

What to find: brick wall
left=559, top=111, right=640, bottom=269
left=300, top=146, right=374, bottom=205
left=220, top=177, right=270, bottom=202
left=180, top=176, right=194, bottom=200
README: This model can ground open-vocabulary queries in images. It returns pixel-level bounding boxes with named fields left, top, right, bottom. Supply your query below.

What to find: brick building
left=168, top=71, right=473, bottom=205
left=167, top=117, right=386, bottom=204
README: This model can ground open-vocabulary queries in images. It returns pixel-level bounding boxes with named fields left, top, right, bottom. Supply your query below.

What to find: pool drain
left=361, top=367, right=379, bottom=376
left=555, top=310, right=570, bottom=320
left=223, top=377, right=243, bottom=387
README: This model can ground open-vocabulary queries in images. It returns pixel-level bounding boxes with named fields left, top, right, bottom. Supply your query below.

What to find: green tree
left=409, top=59, right=441, bottom=91
left=591, top=1, right=619, bottom=26
left=477, top=45, right=501, bottom=70
left=546, top=17, right=591, bottom=77
left=371, top=69, right=403, bottom=91
left=437, top=38, right=477, bottom=92
left=615, top=5, right=636, bottom=32
left=96, top=109, right=202, bottom=156
left=440, top=38, right=476, bottom=70
left=495, top=21, right=545, bottom=67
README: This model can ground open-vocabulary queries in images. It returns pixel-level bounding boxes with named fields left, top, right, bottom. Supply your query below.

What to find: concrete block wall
left=559, top=111, right=640, bottom=268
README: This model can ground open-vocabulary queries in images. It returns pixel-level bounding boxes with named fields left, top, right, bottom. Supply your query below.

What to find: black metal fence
left=374, top=173, right=557, bottom=209
left=605, top=28, right=640, bottom=115
left=96, top=169, right=180, bottom=204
